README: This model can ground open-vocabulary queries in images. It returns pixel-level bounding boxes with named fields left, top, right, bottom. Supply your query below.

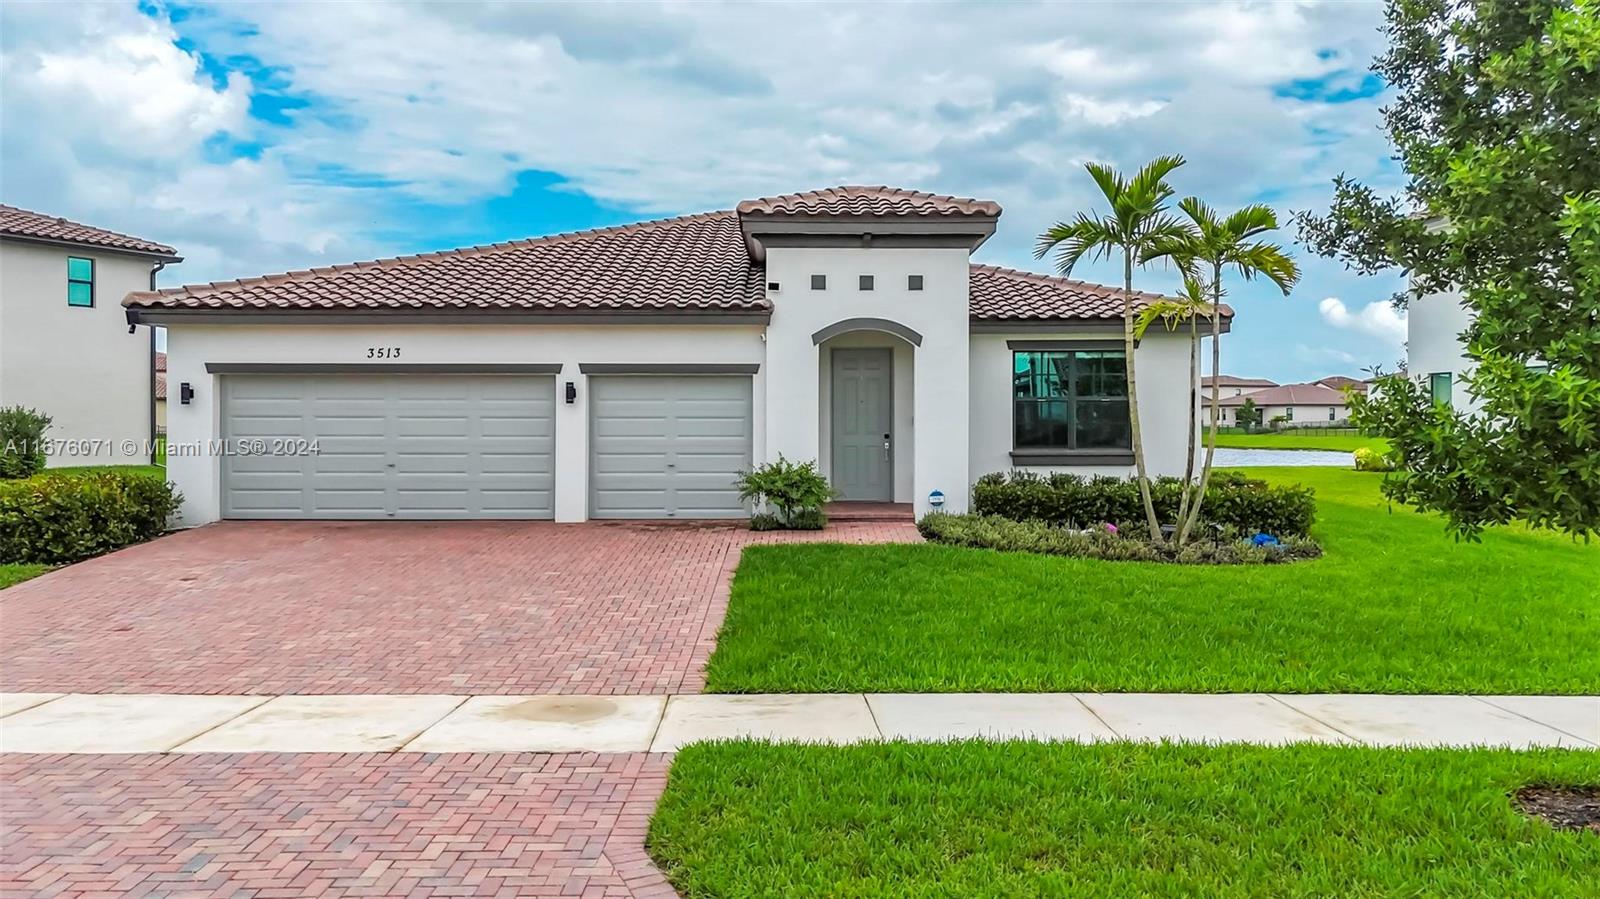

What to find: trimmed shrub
left=1353, top=446, right=1398, bottom=472
left=0, top=471, right=182, bottom=564
left=0, top=406, right=52, bottom=480
left=917, top=513, right=1322, bottom=565
left=972, top=470, right=1316, bottom=539
left=736, top=456, right=835, bottom=530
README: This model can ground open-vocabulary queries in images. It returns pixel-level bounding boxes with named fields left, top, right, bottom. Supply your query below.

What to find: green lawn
left=649, top=741, right=1600, bottom=898
left=0, top=563, right=49, bottom=589
left=706, top=467, right=1600, bottom=694
left=42, top=462, right=166, bottom=479
left=1213, top=430, right=1388, bottom=452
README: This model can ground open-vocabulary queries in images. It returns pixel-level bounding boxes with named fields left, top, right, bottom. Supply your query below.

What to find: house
left=0, top=205, right=180, bottom=466
left=1216, top=382, right=1350, bottom=426
left=154, top=351, right=167, bottom=434
left=1313, top=375, right=1368, bottom=394
left=125, top=186, right=1227, bottom=526
left=1407, top=285, right=1478, bottom=411
left=1200, top=375, right=1277, bottom=398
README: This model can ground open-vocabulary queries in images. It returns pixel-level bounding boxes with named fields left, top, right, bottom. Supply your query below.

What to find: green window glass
left=1429, top=372, right=1452, bottom=406
left=67, top=256, right=94, bottom=307
left=1012, top=350, right=1131, bottom=450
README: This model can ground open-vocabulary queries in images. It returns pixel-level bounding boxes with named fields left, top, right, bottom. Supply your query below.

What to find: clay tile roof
left=155, top=371, right=167, bottom=400
left=736, top=186, right=1001, bottom=218
left=0, top=204, right=177, bottom=257
left=1217, top=383, right=1350, bottom=406
left=1203, top=375, right=1277, bottom=388
left=968, top=264, right=1234, bottom=323
left=124, top=210, right=764, bottom=314
left=155, top=351, right=167, bottom=372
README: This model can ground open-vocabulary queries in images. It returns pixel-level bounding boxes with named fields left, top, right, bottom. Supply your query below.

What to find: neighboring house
left=1407, top=285, right=1479, bottom=411
left=1216, top=383, right=1350, bottom=426
left=155, top=351, right=167, bottom=434
left=1200, top=375, right=1277, bottom=398
left=0, top=205, right=180, bottom=466
left=1314, top=374, right=1368, bottom=394
left=126, top=186, right=1228, bottom=527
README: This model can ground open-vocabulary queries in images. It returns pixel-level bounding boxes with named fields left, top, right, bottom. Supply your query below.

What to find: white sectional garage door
left=222, top=374, right=555, bottom=519
left=589, top=375, right=751, bottom=519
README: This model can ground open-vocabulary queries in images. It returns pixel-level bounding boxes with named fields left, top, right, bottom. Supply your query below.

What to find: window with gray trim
left=907, top=274, right=924, bottom=291
left=1013, top=350, right=1130, bottom=450
left=67, top=256, right=94, bottom=307
left=810, top=274, right=827, bottom=290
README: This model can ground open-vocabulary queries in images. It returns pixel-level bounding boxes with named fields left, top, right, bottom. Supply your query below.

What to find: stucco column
left=762, top=331, right=822, bottom=466
left=912, top=334, right=969, bottom=516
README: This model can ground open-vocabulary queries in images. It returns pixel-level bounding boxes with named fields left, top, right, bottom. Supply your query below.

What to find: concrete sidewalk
left=2, top=691, right=1594, bottom=754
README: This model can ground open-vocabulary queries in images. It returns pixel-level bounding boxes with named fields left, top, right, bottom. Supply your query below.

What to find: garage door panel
left=223, top=374, right=554, bottom=520
left=589, top=375, right=751, bottom=519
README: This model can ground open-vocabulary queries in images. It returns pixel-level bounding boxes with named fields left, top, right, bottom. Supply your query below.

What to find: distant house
left=0, top=205, right=180, bottom=465
left=1216, top=383, right=1351, bottom=426
left=155, top=351, right=167, bottom=434
left=1200, top=375, right=1277, bottom=398
left=1314, top=375, right=1368, bottom=394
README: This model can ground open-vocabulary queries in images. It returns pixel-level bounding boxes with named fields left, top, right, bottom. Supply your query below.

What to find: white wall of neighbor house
left=1408, top=286, right=1479, bottom=411
left=0, top=241, right=156, bottom=465
left=816, top=331, right=915, bottom=503
left=762, top=245, right=972, bottom=515
left=162, top=323, right=765, bottom=526
left=968, top=331, right=1198, bottom=481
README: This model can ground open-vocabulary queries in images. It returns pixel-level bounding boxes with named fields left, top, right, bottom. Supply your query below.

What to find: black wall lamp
left=179, top=382, right=195, bottom=405
left=565, top=381, right=577, bottom=404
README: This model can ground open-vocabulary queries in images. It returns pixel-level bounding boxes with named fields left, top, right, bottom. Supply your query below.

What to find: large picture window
left=1012, top=349, right=1131, bottom=451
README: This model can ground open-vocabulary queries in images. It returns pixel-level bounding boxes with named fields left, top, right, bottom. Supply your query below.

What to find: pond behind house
left=1214, top=448, right=1355, bottom=467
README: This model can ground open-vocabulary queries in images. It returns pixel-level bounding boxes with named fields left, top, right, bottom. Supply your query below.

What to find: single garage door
left=222, top=374, right=555, bottom=519
left=589, top=375, right=751, bottom=518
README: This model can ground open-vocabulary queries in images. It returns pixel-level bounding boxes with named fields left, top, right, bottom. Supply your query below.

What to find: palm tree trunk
left=1122, top=252, right=1161, bottom=541
left=1179, top=263, right=1225, bottom=543
left=1174, top=311, right=1199, bottom=544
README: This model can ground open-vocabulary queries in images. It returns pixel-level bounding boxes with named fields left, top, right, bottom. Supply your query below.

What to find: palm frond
left=1221, top=204, right=1281, bottom=241
left=1084, top=162, right=1125, bottom=207
left=1035, top=214, right=1118, bottom=275
left=1233, top=241, right=1301, bottom=294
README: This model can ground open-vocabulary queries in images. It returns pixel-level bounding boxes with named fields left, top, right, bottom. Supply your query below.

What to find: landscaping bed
left=649, top=741, right=1600, bottom=897
left=917, top=513, right=1322, bottom=564
left=706, top=468, right=1600, bottom=694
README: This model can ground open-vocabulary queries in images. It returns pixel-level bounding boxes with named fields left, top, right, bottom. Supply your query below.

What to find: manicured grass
left=42, top=463, right=166, bottom=479
left=649, top=741, right=1600, bottom=897
left=1213, top=430, right=1388, bottom=452
left=0, top=563, right=49, bottom=589
left=706, top=467, right=1600, bottom=694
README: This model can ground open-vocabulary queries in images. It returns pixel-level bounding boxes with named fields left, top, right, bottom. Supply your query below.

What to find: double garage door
left=221, top=373, right=750, bottom=520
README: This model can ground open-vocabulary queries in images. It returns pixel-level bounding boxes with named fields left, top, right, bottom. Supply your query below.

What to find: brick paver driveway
left=2, top=518, right=916, bottom=897
left=1, top=519, right=915, bottom=696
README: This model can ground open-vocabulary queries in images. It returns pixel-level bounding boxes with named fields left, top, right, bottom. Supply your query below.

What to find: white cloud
left=1318, top=296, right=1407, bottom=346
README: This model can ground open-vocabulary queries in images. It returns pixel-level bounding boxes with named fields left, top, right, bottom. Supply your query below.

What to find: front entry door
left=830, top=348, right=894, bottom=501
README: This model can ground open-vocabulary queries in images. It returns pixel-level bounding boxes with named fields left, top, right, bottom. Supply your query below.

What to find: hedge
left=0, top=471, right=182, bottom=565
left=917, top=513, right=1323, bottom=565
left=972, top=470, right=1316, bottom=538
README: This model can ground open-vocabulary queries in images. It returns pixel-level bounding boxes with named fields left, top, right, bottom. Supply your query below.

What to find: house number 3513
left=367, top=347, right=401, bottom=359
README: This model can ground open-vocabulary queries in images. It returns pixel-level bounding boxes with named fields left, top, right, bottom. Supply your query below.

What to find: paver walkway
left=4, top=691, right=1594, bottom=754
left=0, top=519, right=916, bottom=696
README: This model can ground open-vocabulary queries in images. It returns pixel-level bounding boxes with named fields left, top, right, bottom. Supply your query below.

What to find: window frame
left=907, top=274, right=924, bottom=291
left=809, top=274, right=827, bottom=290
left=858, top=274, right=874, bottom=291
left=1429, top=371, right=1453, bottom=406
left=67, top=256, right=95, bottom=308
left=1007, top=340, right=1134, bottom=465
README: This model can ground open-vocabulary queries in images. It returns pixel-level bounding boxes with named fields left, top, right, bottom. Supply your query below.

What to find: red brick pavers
left=0, top=751, right=675, bottom=898
left=0, top=520, right=918, bottom=696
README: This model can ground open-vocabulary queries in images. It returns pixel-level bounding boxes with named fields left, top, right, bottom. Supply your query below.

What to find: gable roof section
left=1203, top=375, right=1277, bottom=388
left=1218, top=383, right=1350, bottom=406
left=126, top=211, right=764, bottom=316
left=736, top=186, right=1002, bottom=219
left=969, top=264, right=1233, bottom=326
left=1, top=204, right=178, bottom=258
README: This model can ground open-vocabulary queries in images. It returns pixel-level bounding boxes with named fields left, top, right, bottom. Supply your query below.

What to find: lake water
left=1214, top=448, right=1355, bottom=467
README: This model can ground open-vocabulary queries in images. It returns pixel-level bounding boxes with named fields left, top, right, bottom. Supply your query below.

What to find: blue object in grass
left=1252, top=532, right=1281, bottom=547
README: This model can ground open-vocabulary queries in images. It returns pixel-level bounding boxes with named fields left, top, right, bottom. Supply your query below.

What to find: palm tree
left=1147, top=198, right=1300, bottom=544
left=1035, top=156, right=1191, bottom=541
left=1135, top=273, right=1212, bottom=529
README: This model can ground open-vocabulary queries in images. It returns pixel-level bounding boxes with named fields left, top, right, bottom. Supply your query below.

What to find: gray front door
left=830, top=348, right=893, bottom=501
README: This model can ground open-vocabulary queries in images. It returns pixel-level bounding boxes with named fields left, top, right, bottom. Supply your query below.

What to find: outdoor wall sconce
left=179, top=382, right=195, bottom=405
left=565, top=381, right=577, bottom=404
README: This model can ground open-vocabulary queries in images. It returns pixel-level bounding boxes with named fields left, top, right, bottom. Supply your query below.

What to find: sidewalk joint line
left=396, top=695, right=473, bottom=753
left=1469, top=695, right=1595, bottom=746
left=1265, top=694, right=1363, bottom=744
left=1070, top=693, right=1122, bottom=739
left=161, top=694, right=276, bottom=753
left=861, top=694, right=885, bottom=740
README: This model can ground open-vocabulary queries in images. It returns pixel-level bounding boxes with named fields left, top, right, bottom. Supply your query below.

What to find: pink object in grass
left=1103, top=522, right=1118, bottom=534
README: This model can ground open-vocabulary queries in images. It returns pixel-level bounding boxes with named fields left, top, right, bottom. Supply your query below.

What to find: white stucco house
left=125, top=187, right=1226, bottom=527
left=1, top=205, right=179, bottom=466
left=1407, top=286, right=1478, bottom=411
left=1216, top=382, right=1351, bottom=426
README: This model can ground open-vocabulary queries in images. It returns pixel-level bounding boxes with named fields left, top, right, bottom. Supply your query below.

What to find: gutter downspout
left=147, top=261, right=169, bottom=465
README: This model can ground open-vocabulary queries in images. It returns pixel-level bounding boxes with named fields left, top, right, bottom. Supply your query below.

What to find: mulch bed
left=1514, top=785, right=1600, bottom=833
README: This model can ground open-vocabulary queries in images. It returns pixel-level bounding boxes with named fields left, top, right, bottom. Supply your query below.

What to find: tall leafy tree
left=1036, top=156, right=1191, bottom=540
left=1149, top=199, right=1300, bottom=544
left=1299, top=0, right=1600, bottom=538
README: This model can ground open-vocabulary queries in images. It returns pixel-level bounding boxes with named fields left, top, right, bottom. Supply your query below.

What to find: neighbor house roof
left=1202, top=375, right=1277, bottom=388
left=124, top=187, right=1228, bottom=327
left=0, top=204, right=177, bottom=258
left=1315, top=375, right=1368, bottom=392
left=735, top=186, right=1002, bottom=219
left=1218, top=383, right=1350, bottom=407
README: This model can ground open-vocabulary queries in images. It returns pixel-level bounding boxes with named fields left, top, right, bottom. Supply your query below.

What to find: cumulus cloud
left=1318, top=297, right=1407, bottom=346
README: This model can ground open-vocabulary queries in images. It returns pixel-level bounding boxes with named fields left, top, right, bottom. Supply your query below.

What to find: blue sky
left=0, top=0, right=1408, bottom=381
